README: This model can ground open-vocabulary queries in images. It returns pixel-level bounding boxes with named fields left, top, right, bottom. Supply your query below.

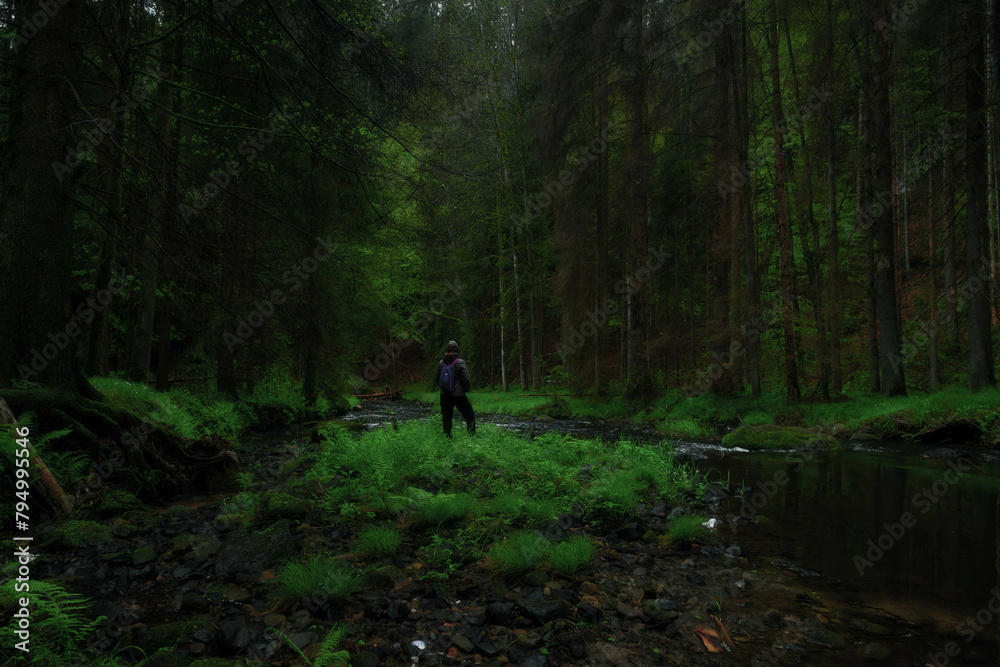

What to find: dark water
left=704, top=445, right=1000, bottom=637
left=344, top=401, right=1000, bottom=641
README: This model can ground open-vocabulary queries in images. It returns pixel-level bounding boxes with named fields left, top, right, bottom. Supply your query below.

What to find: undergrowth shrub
left=547, top=536, right=594, bottom=574
left=489, top=531, right=550, bottom=576
left=269, top=557, right=361, bottom=601
left=88, top=378, right=251, bottom=440
left=355, top=526, right=402, bottom=559
left=306, top=420, right=704, bottom=530
left=0, top=562, right=105, bottom=663
left=665, top=514, right=711, bottom=547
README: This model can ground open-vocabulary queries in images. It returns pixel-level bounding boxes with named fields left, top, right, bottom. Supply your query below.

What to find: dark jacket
left=437, top=352, right=471, bottom=396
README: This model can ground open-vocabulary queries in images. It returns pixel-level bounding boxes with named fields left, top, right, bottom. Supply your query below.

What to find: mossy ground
left=405, top=381, right=1000, bottom=446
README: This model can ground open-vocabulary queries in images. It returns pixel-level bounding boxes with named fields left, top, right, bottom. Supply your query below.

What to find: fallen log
left=0, top=397, right=74, bottom=517
left=351, top=390, right=402, bottom=400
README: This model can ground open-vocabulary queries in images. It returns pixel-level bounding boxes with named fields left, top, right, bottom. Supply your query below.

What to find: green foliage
left=589, top=470, right=640, bottom=519
left=222, top=491, right=262, bottom=528
left=97, top=488, right=143, bottom=514
left=665, top=515, right=710, bottom=547
left=250, top=372, right=333, bottom=422
left=415, top=492, right=477, bottom=526
left=305, top=420, right=703, bottom=531
left=89, top=378, right=251, bottom=441
left=355, top=525, right=402, bottom=559
left=0, top=562, right=105, bottom=664
left=488, top=530, right=550, bottom=577
left=651, top=387, right=1000, bottom=444
left=266, top=623, right=350, bottom=667
left=268, top=557, right=361, bottom=602
left=313, top=623, right=351, bottom=667
left=547, top=536, right=594, bottom=575
left=416, top=532, right=465, bottom=580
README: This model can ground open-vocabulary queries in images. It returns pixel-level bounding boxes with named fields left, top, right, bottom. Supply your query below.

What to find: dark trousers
left=441, top=392, right=476, bottom=437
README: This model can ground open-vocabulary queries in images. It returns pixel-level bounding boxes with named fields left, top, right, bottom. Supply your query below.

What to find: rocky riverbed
left=27, top=424, right=974, bottom=667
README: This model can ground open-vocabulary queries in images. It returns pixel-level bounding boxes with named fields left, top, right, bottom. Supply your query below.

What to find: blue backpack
left=439, top=358, right=459, bottom=392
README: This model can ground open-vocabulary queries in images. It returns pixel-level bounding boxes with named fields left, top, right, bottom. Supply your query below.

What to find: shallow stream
left=345, top=400, right=1000, bottom=649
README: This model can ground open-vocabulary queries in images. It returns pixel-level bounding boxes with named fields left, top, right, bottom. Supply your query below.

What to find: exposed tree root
left=1, top=389, right=239, bottom=518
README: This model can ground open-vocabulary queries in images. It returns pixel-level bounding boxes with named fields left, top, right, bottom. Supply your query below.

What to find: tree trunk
left=770, top=0, right=800, bottom=400
left=966, top=4, right=997, bottom=391
left=872, top=0, right=906, bottom=396
left=827, top=0, right=842, bottom=394
left=625, top=0, right=650, bottom=401
left=0, top=0, right=98, bottom=398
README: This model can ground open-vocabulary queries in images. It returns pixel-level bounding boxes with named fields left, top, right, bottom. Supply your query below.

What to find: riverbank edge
left=396, top=387, right=1000, bottom=449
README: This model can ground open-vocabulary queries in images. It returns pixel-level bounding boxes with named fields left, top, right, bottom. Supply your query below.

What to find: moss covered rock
left=132, top=545, right=158, bottom=566
left=49, top=520, right=113, bottom=549
left=261, top=492, right=310, bottom=520
left=139, top=615, right=215, bottom=651
left=721, top=424, right=840, bottom=451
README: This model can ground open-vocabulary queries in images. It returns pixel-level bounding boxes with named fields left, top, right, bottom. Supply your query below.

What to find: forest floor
left=19, top=410, right=981, bottom=667
left=403, top=382, right=1000, bottom=448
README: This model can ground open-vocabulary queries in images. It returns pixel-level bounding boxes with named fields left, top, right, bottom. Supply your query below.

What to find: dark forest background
left=1, top=0, right=998, bottom=405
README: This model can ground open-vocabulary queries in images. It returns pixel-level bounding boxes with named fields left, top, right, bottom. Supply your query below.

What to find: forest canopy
left=0, top=0, right=996, bottom=405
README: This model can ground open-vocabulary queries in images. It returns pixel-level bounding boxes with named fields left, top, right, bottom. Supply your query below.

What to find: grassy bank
left=404, top=382, right=1000, bottom=445
left=296, top=418, right=704, bottom=532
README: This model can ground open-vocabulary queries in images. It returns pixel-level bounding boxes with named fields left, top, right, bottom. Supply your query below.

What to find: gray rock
left=858, top=641, right=894, bottom=660
left=485, top=602, right=515, bottom=625
left=452, top=633, right=474, bottom=653
left=518, top=599, right=572, bottom=624
left=219, top=617, right=249, bottom=650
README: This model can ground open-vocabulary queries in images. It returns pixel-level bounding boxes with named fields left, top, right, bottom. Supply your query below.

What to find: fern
left=314, top=623, right=351, bottom=667
left=265, top=623, right=351, bottom=666
left=0, top=562, right=105, bottom=663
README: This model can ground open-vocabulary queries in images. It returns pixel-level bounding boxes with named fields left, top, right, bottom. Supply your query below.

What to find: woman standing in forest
left=436, top=340, right=476, bottom=437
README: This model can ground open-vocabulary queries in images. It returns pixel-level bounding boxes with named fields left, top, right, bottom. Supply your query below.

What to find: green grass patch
left=547, top=536, right=594, bottom=574
left=355, top=526, right=402, bottom=559
left=665, top=514, right=710, bottom=547
left=488, top=530, right=550, bottom=576
left=647, top=386, right=1000, bottom=443
left=403, top=383, right=633, bottom=420
left=305, top=420, right=704, bottom=530
left=415, top=492, right=478, bottom=526
left=268, top=557, right=361, bottom=601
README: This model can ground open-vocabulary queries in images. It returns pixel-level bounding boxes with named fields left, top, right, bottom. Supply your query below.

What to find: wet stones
left=518, top=599, right=572, bottom=624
